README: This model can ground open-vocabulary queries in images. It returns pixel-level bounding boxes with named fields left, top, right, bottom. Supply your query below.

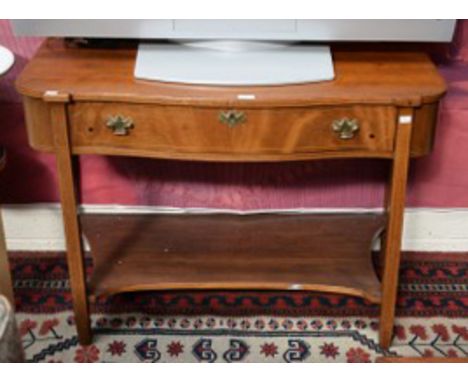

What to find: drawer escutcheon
left=332, top=118, right=360, bottom=140
left=106, top=115, right=134, bottom=136
left=219, top=110, right=246, bottom=128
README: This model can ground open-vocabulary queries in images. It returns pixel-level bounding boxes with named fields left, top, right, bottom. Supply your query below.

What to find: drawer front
left=69, top=103, right=396, bottom=160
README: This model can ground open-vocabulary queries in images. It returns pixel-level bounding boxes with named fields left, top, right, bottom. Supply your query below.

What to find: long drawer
left=68, top=102, right=397, bottom=161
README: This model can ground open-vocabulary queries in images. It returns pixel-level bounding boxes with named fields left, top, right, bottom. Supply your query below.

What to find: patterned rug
left=10, top=252, right=468, bottom=362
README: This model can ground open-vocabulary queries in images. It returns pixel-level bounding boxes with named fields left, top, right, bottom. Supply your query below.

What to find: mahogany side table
left=16, top=39, right=446, bottom=348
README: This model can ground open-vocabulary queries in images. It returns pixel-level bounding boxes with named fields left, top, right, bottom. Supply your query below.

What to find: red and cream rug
left=10, top=252, right=468, bottom=362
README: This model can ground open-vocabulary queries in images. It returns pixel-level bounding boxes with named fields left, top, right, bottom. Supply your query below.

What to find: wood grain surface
left=68, top=102, right=396, bottom=161
left=379, top=108, right=414, bottom=348
left=49, top=98, right=92, bottom=345
left=16, top=40, right=445, bottom=158
left=16, top=39, right=446, bottom=107
left=81, top=213, right=385, bottom=303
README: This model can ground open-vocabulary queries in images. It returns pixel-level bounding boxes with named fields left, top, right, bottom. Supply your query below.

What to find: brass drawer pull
left=219, top=110, right=246, bottom=128
left=332, top=118, right=360, bottom=140
left=106, top=115, right=134, bottom=136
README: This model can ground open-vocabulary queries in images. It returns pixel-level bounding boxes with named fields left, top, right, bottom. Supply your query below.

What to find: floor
left=10, top=251, right=468, bottom=362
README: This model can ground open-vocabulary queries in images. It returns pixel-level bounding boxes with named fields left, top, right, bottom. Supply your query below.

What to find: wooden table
left=16, top=39, right=446, bottom=348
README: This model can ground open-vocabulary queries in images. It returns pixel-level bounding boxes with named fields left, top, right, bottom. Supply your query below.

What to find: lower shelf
left=80, top=213, right=386, bottom=303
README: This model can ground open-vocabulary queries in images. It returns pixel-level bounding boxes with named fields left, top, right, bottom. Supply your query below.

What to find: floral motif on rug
left=17, top=314, right=468, bottom=362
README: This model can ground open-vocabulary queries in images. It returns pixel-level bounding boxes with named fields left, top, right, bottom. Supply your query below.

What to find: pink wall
left=1, top=20, right=468, bottom=209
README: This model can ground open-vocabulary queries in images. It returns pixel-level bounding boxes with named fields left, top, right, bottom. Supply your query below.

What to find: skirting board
left=1, top=203, right=468, bottom=252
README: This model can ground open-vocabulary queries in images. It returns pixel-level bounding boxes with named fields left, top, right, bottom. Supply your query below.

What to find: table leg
left=379, top=109, right=413, bottom=348
left=49, top=99, right=92, bottom=345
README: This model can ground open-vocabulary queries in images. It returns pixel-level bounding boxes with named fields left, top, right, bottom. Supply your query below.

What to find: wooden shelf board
left=81, top=213, right=385, bottom=303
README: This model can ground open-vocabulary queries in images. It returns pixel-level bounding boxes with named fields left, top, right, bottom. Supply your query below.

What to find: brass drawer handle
left=219, top=110, right=246, bottom=128
left=332, top=118, right=360, bottom=140
left=106, top=115, right=134, bottom=136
